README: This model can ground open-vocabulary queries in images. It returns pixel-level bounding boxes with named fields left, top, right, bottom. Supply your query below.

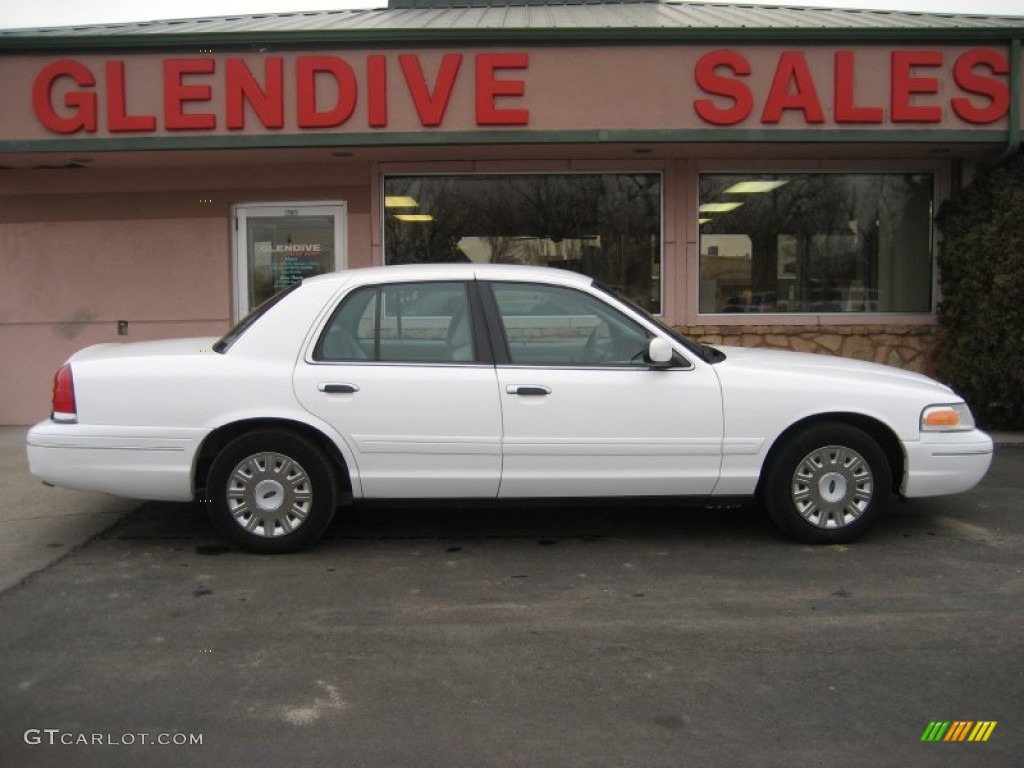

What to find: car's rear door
left=293, top=279, right=502, bottom=498
left=483, top=280, right=723, bottom=497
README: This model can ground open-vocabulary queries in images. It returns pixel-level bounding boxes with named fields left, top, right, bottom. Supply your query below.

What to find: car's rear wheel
left=761, top=423, right=892, bottom=544
left=206, top=429, right=338, bottom=553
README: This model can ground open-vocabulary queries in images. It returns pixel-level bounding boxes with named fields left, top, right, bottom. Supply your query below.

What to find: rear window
left=213, top=281, right=302, bottom=353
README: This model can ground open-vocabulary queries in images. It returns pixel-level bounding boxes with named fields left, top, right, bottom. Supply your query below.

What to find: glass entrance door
left=233, top=202, right=347, bottom=320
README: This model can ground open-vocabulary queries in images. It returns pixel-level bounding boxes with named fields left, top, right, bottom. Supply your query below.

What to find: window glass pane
left=384, top=174, right=662, bottom=313
left=379, top=282, right=475, bottom=362
left=317, top=285, right=375, bottom=361
left=698, top=173, right=933, bottom=314
left=318, top=282, right=474, bottom=363
left=246, top=214, right=335, bottom=308
left=492, top=282, right=651, bottom=366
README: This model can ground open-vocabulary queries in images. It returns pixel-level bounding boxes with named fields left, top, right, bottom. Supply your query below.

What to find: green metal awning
left=3, top=0, right=1024, bottom=50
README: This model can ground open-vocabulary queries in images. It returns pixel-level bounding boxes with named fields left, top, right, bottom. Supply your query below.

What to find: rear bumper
left=901, top=429, right=994, bottom=498
left=26, top=422, right=207, bottom=502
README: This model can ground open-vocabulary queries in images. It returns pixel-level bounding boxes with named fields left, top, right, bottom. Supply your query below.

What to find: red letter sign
left=694, top=50, right=753, bottom=126
left=296, top=56, right=358, bottom=128
left=951, top=48, right=1009, bottom=124
left=833, top=51, right=883, bottom=123
left=226, top=58, right=284, bottom=130
left=891, top=51, right=943, bottom=123
left=761, top=52, right=824, bottom=124
left=106, top=60, right=157, bottom=132
left=164, top=59, right=216, bottom=131
left=32, top=60, right=97, bottom=134
left=400, top=53, right=463, bottom=127
left=367, top=55, right=388, bottom=128
left=476, top=53, right=529, bottom=126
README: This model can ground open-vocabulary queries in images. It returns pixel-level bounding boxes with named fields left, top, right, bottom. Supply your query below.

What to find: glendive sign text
left=31, top=47, right=1012, bottom=135
left=33, top=53, right=530, bottom=133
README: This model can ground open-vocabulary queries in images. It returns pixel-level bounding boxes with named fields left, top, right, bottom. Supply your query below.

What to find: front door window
left=490, top=282, right=652, bottom=366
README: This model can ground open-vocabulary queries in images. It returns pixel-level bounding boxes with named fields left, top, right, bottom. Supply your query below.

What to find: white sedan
left=27, top=264, right=993, bottom=553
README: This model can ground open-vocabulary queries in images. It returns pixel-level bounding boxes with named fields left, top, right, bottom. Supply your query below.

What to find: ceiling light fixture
left=385, top=196, right=419, bottom=208
left=723, top=180, right=788, bottom=194
left=698, top=202, right=744, bottom=213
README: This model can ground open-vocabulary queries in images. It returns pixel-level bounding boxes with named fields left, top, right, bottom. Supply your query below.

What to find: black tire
left=206, top=429, right=338, bottom=554
left=761, top=423, right=892, bottom=544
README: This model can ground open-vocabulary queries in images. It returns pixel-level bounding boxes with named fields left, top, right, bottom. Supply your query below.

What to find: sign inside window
left=248, top=216, right=334, bottom=306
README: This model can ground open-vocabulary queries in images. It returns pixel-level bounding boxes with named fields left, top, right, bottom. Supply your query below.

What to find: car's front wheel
left=206, top=429, right=338, bottom=553
left=761, top=423, right=892, bottom=544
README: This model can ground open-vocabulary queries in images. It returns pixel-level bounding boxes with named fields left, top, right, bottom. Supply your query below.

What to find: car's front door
left=485, top=281, right=723, bottom=498
left=294, top=280, right=502, bottom=498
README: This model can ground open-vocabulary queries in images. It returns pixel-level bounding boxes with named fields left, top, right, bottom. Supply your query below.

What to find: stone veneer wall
left=677, top=324, right=941, bottom=375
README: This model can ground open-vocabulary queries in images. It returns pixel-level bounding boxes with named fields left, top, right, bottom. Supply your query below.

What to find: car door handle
left=506, top=385, right=551, bottom=396
left=318, top=383, right=360, bottom=394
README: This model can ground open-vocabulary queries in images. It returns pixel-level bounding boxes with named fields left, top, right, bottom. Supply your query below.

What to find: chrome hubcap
left=791, top=445, right=873, bottom=529
left=225, top=452, right=312, bottom=538
left=818, top=472, right=848, bottom=504
left=253, top=479, right=286, bottom=512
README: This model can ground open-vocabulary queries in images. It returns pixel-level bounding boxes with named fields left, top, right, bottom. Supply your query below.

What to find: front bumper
left=901, top=429, right=994, bottom=498
left=26, top=422, right=207, bottom=502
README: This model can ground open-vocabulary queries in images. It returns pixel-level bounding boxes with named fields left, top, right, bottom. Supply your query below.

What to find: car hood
left=712, top=345, right=956, bottom=397
left=68, top=337, right=221, bottom=363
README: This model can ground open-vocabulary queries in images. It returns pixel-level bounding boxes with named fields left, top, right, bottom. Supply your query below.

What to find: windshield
left=213, top=281, right=303, bottom=353
left=592, top=282, right=721, bottom=362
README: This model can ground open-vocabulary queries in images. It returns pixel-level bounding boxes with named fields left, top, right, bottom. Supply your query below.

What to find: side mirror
left=646, top=337, right=673, bottom=367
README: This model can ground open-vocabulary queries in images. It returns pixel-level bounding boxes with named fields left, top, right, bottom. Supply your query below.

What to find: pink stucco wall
left=1, top=218, right=227, bottom=423
left=0, top=161, right=372, bottom=423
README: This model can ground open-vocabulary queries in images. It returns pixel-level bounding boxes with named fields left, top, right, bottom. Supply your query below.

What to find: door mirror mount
left=646, top=337, right=674, bottom=367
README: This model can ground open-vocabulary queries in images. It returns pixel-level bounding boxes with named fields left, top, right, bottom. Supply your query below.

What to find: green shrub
left=935, top=150, right=1024, bottom=430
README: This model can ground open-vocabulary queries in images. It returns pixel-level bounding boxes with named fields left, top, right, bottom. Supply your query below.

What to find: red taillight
left=52, top=364, right=77, bottom=422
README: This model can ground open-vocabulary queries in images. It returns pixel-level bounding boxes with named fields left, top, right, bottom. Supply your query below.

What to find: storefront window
left=384, top=174, right=663, bottom=313
left=698, top=173, right=933, bottom=314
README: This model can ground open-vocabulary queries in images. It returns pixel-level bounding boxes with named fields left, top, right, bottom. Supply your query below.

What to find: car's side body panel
left=902, top=432, right=996, bottom=497
left=708, top=346, right=993, bottom=496
left=27, top=422, right=204, bottom=501
left=496, top=365, right=723, bottom=497
left=294, top=362, right=503, bottom=498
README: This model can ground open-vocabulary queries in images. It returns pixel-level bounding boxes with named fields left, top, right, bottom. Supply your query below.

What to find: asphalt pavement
left=1, top=426, right=1022, bottom=767
left=0, top=427, right=137, bottom=594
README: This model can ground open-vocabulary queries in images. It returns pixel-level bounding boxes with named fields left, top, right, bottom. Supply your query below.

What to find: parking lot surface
left=1, top=445, right=1021, bottom=767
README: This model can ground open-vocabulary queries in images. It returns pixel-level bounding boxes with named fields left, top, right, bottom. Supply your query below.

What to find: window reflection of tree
left=384, top=177, right=469, bottom=264
left=700, top=174, right=931, bottom=313
left=384, top=174, right=662, bottom=311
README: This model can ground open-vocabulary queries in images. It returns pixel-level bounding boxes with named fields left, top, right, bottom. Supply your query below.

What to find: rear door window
left=316, top=281, right=477, bottom=364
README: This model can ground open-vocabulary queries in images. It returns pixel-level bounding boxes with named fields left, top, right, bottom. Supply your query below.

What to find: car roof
left=302, top=262, right=596, bottom=289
